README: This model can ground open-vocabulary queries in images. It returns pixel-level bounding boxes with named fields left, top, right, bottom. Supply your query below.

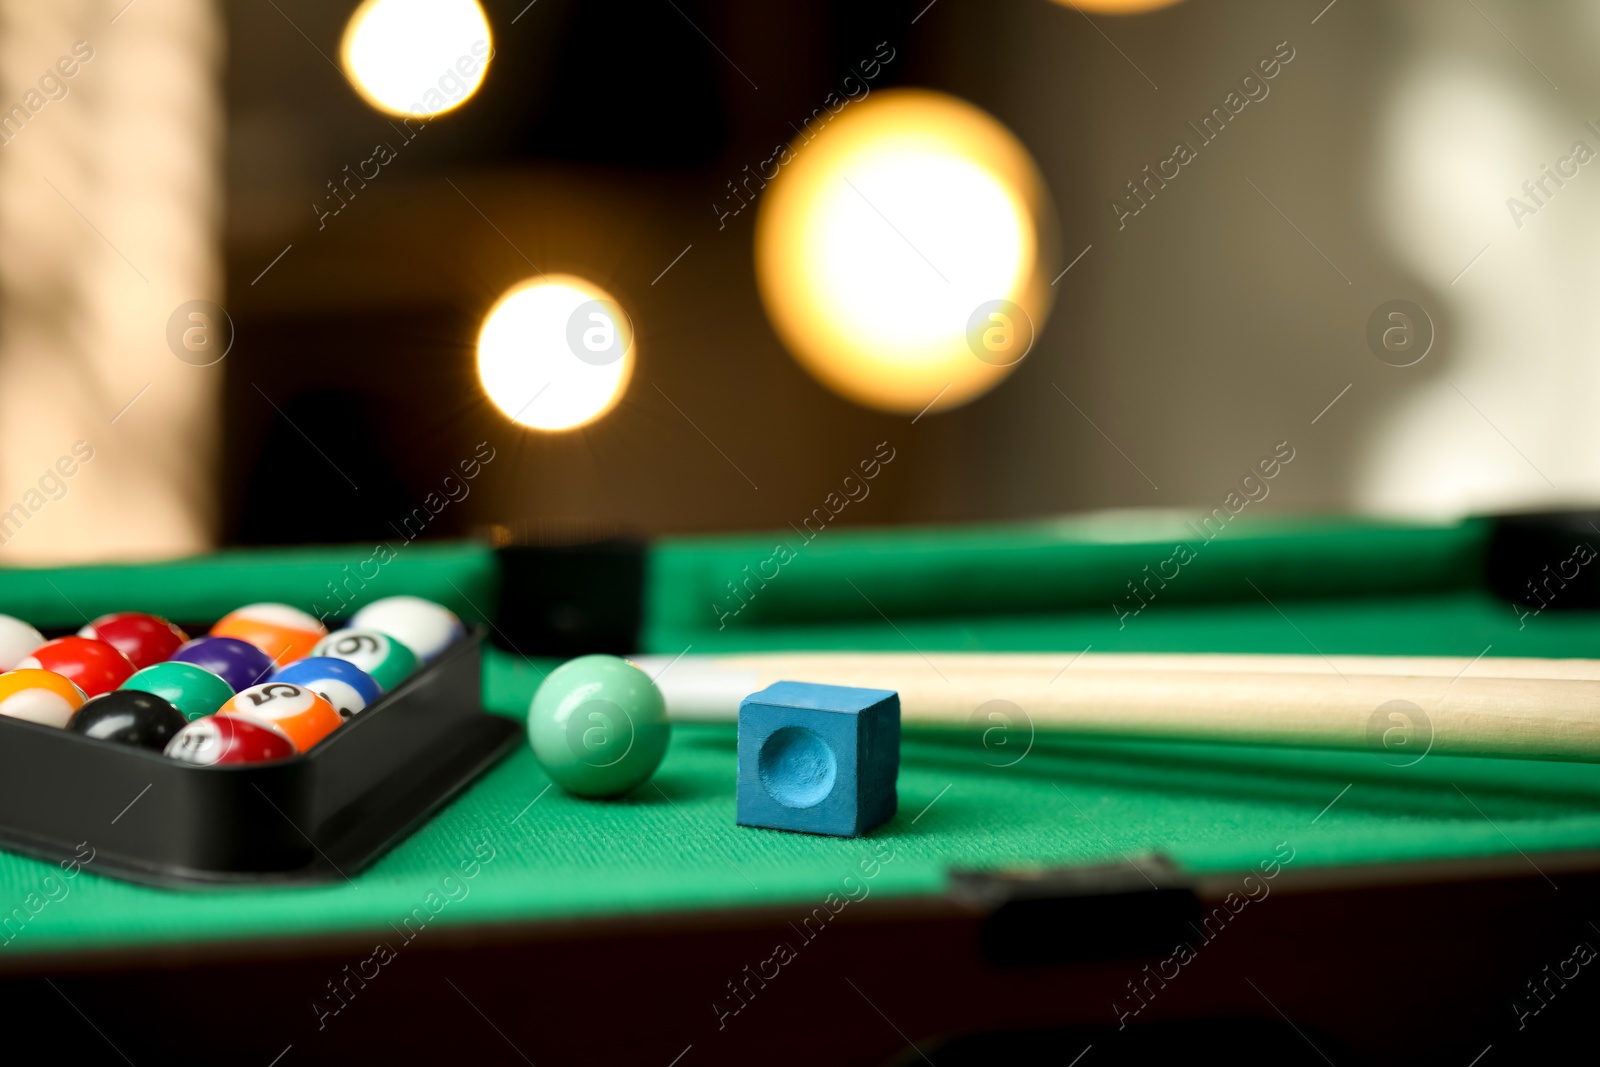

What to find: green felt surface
left=4, top=520, right=1600, bottom=962
left=643, top=513, right=1486, bottom=649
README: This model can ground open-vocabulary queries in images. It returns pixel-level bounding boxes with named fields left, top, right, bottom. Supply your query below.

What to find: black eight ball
left=68, top=690, right=188, bottom=751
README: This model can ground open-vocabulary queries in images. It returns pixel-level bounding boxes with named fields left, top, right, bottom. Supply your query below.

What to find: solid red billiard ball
left=18, top=636, right=136, bottom=697
left=164, top=714, right=296, bottom=765
left=78, top=612, right=188, bottom=669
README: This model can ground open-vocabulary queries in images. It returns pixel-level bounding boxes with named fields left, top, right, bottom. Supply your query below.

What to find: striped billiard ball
left=348, top=596, right=463, bottom=663
left=165, top=714, right=295, bottom=765
left=218, top=682, right=342, bottom=751
left=0, top=614, right=44, bottom=671
left=272, top=657, right=382, bottom=720
left=0, top=668, right=87, bottom=728
left=310, top=629, right=417, bottom=694
left=211, top=603, right=328, bottom=666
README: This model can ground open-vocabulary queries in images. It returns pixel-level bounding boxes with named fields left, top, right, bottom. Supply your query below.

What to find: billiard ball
left=526, top=654, right=670, bottom=798
left=309, top=629, right=417, bottom=693
left=0, top=668, right=87, bottom=728
left=165, top=714, right=295, bottom=765
left=78, top=612, right=188, bottom=669
left=0, top=614, right=44, bottom=670
left=272, top=657, right=382, bottom=720
left=120, top=661, right=235, bottom=722
left=218, top=682, right=342, bottom=751
left=18, top=636, right=136, bottom=697
left=69, top=690, right=188, bottom=751
left=211, top=603, right=328, bottom=666
left=168, top=636, right=275, bottom=693
left=348, top=596, right=464, bottom=663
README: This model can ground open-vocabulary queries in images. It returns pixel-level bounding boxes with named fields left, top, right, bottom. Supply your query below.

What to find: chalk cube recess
left=737, top=681, right=900, bottom=837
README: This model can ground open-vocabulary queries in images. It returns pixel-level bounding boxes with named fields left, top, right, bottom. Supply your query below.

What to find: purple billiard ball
left=168, top=636, right=274, bottom=694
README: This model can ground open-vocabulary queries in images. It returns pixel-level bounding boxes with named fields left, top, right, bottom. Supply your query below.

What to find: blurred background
left=0, top=0, right=1593, bottom=563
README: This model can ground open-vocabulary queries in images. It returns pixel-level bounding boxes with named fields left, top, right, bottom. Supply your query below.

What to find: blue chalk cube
left=737, top=681, right=900, bottom=837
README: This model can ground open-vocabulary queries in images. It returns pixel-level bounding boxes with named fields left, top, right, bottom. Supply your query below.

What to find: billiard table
left=2, top=514, right=1598, bottom=1065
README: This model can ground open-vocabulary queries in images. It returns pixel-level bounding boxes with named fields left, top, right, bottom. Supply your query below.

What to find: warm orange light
left=754, top=90, right=1057, bottom=416
left=477, top=276, right=634, bottom=432
left=1051, top=0, right=1186, bottom=12
left=341, top=0, right=492, bottom=118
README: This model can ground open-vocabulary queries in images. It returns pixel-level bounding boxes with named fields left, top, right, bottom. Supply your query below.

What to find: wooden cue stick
left=630, top=652, right=1600, bottom=763
left=652, top=651, right=1600, bottom=681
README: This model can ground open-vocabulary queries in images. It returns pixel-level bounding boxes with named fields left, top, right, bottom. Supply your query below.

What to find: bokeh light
left=341, top=0, right=492, bottom=118
left=477, top=275, right=635, bottom=432
left=1050, top=0, right=1186, bottom=12
left=755, top=89, right=1056, bottom=415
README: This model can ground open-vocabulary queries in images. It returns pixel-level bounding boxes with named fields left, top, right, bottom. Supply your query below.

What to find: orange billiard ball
left=212, top=603, right=328, bottom=666
left=218, top=681, right=342, bottom=751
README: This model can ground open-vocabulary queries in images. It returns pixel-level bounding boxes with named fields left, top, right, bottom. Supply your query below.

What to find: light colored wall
left=0, top=0, right=223, bottom=563
left=943, top=0, right=1598, bottom=523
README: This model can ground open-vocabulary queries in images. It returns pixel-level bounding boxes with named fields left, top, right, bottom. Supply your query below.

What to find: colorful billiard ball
left=218, top=682, right=342, bottom=751
left=120, top=661, right=235, bottom=722
left=168, top=636, right=275, bottom=693
left=0, top=614, right=44, bottom=671
left=272, top=657, right=382, bottom=720
left=211, top=603, right=328, bottom=666
left=526, top=654, right=670, bottom=798
left=309, top=629, right=417, bottom=693
left=78, top=612, right=188, bottom=669
left=348, top=596, right=463, bottom=663
left=0, top=668, right=87, bottom=728
left=18, top=636, right=136, bottom=697
left=69, top=690, right=188, bottom=751
left=165, top=714, right=295, bottom=765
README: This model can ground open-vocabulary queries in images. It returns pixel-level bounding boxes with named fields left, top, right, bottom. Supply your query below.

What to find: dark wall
left=223, top=0, right=965, bottom=547
left=223, top=1, right=1483, bottom=549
